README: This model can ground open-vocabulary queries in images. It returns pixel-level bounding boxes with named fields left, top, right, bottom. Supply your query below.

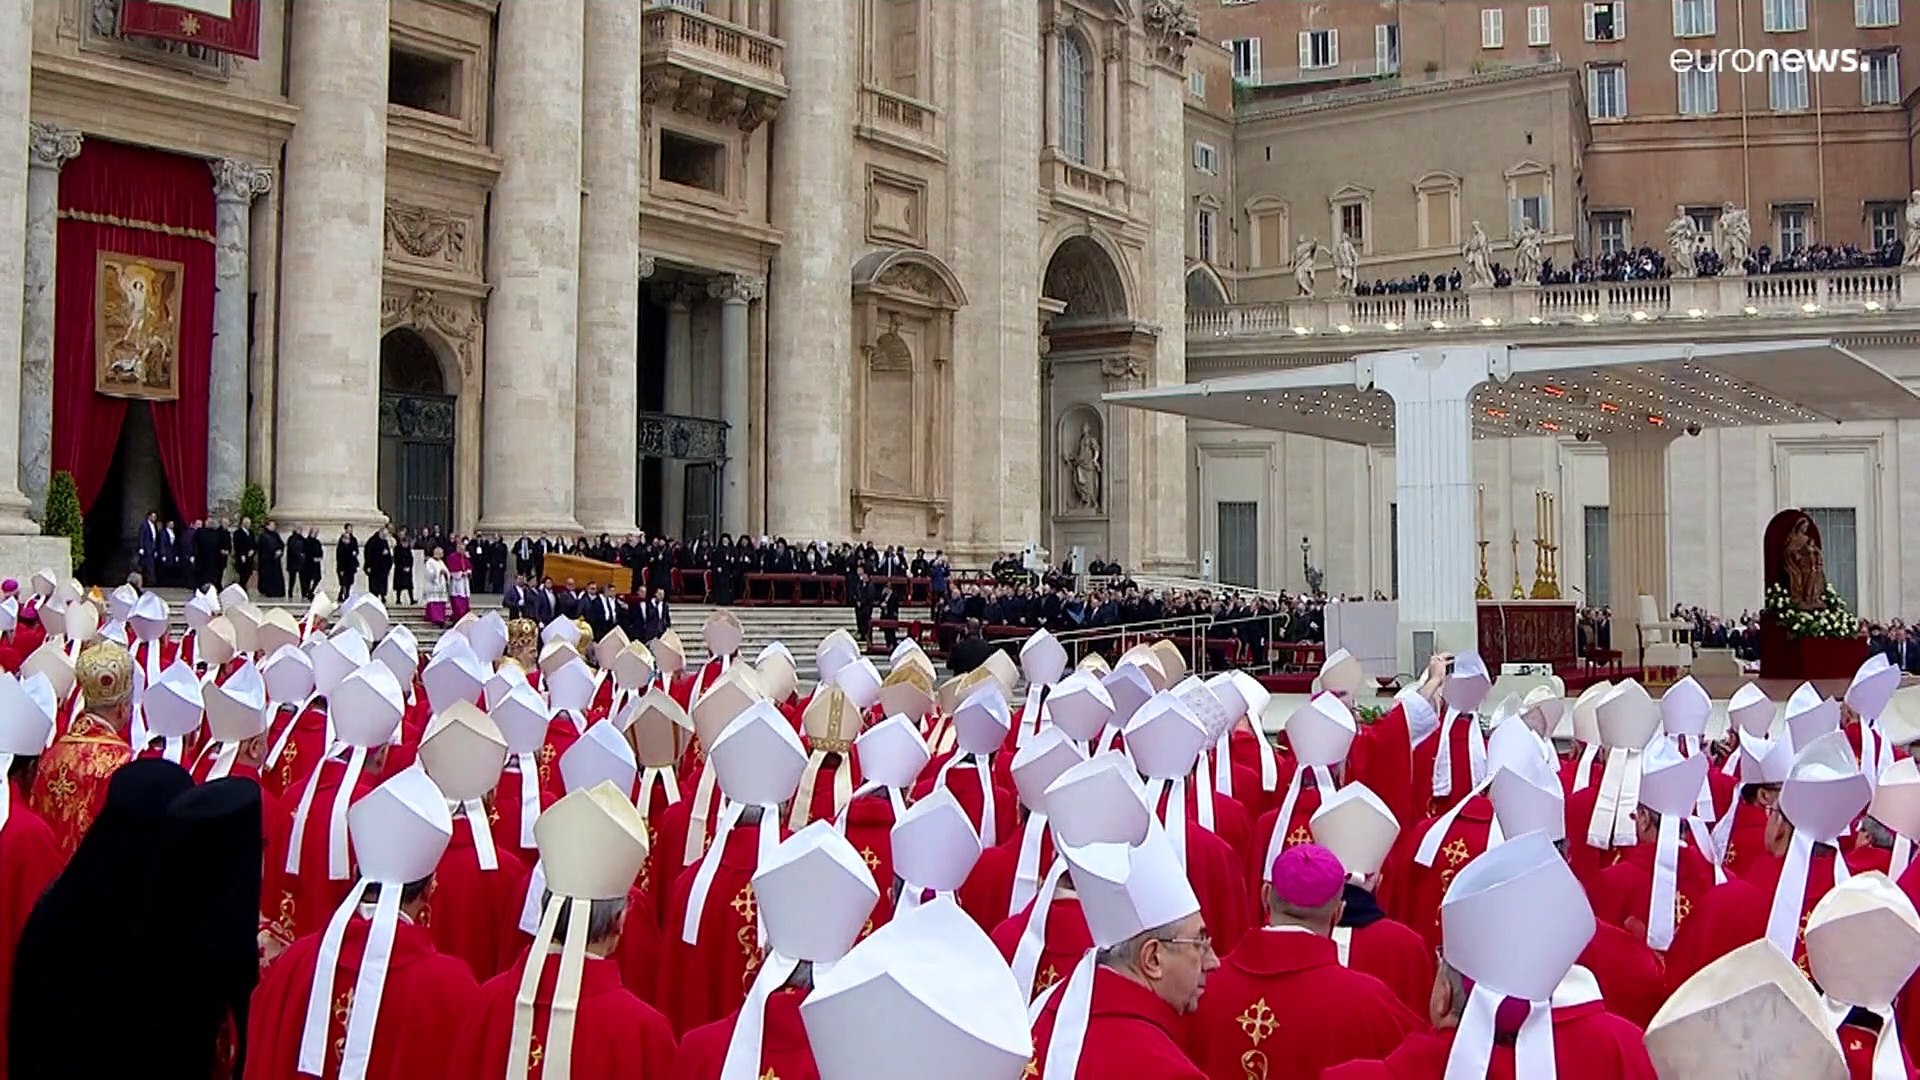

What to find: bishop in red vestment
left=0, top=764, right=65, bottom=1068
left=1028, top=965, right=1209, bottom=1079
left=991, top=890, right=1094, bottom=1003
left=28, top=641, right=137, bottom=857
left=910, top=757, right=1017, bottom=847
left=1322, top=993, right=1657, bottom=1080
left=660, top=816, right=783, bottom=1035
left=1346, top=700, right=1415, bottom=828
left=1333, top=881, right=1435, bottom=1016
left=670, top=986, right=818, bottom=1080
left=427, top=806, right=530, bottom=982
left=455, top=938, right=678, bottom=1080
left=1189, top=846, right=1424, bottom=1080
left=260, top=746, right=383, bottom=948
left=1377, top=794, right=1497, bottom=947
left=261, top=701, right=329, bottom=800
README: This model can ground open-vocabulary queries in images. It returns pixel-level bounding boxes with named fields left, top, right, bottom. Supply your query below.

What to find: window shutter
left=1327, top=29, right=1339, bottom=65
left=1585, top=2, right=1598, bottom=39
left=1299, top=31, right=1312, bottom=69
left=1250, top=38, right=1261, bottom=79
left=1376, top=24, right=1390, bottom=71
left=1615, top=1, right=1625, bottom=35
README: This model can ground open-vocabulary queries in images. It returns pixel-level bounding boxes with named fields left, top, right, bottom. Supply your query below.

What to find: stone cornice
left=385, top=128, right=503, bottom=189
left=30, top=49, right=297, bottom=163
left=1237, top=63, right=1579, bottom=125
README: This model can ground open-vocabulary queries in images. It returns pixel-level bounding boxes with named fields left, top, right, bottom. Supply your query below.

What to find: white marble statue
left=1333, top=235, right=1359, bottom=297
left=1903, top=191, right=1920, bottom=267
left=1066, top=421, right=1102, bottom=509
left=1294, top=237, right=1320, bottom=297
left=1462, top=221, right=1494, bottom=289
left=1720, top=202, right=1751, bottom=272
left=1512, top=222, right=1543, bottom=286
left=1665, top=207, right=1699, bottom=278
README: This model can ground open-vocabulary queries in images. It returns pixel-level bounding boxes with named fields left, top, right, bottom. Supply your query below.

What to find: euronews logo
left=1670, top=48, right=1864, bottom=73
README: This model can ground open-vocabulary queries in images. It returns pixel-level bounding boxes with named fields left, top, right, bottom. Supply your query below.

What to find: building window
left=1482, top=8, right=1505, bottom=48
left=1678, top=65, right=1718, bottom=115
left=1060, top=33, right=1090, bottom=164
left=1529, top=5, right=1552, bottom=45
left=1189, top=69, right=1206, bottom=97
left=1218, top=502, right=1259, bottom=589
left=1588, top=64, right=1626, bottom=118
left=1770, top=66, right=1809, bottom=111
left=1859, top=0, right=1899, bottom=27
left=1583, top=506, right=1610, bottom=607
left=1688, top=206, right=1719, bottom=237
left=1376, top=24, right=1400, bottom=74
left=1595, top=213, right=1628, bottom=255
left=1805, top=508, right=1858, bottom=611
left=1673, top=0, right=1716, bottom=36
left=658, top=130, right=726, bottom=193
left=1340, top=202, right=1365, bottom=244
left=1198, top=209, right=1217, bottom=263
left=1250, top=204, right=1289, bottom=268
left=1300, top=29, right=1337, bottom=70
left=1193, top=141, right=1218, bottom=175
left=389, top=47, right=460, bottom=118
left=1585, top=2, right=1624, bottom=41
left=1864, top=51, right=1900, bottom=106
left=1227, top=37, right=1261, bottom=83
left=1513, top=194, right=1546, bottom=232
left=1872, top=203, right=1901, bottom=249
left=1416, top=174, right=1462, bottom=248
left=1764, top=0, right=1806, bottom=32
left=1776, top=207, right=1808, bottom=252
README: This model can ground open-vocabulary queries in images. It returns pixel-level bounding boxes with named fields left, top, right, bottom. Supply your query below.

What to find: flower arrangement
left=1765, top=582, right=1856, bottom=639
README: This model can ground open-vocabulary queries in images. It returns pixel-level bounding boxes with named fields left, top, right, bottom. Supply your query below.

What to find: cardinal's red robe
left=991, top=890, right=1094, bottom=1004
left=1842, top=1020, right=1920, bottom=1080
left=261, top=755, right=377, bottom=947
left=1335, top=887, right=1436, bottom=1017
left=1587, top=830, right=1721, bottom=941
left=1027, top=965, right=1207, bottom=1079
left=793, top=755, right=863, bottom=829
left=1248, top=780, right=1330, bottom=897
left=1321, top=999, right=1657, bottom=1080
left=262, top=703, right=329, bottom=800
left=669, top=988, right=819, bottom=1080
left=0, top=784, right=65, bottom=1067
left=450, top=948, right=678, bottom=1080
left=643, top=782, right=724, bottom=930
left=1179, top=818, right=1253, bottom=958
left=1581, top=921, right=1668, bottom=1029
left=660, top=822, right=785, bottom=1035
left=27, top=714, right=131, bottom=858
left=1168, top=782, right=1253, bottom=865
left=244, top=914, right=479, bottom=1080
left=1190, top=926, right=1424, bottom=1080
left=1347, top=701, right=1415, bottom=827
left=1377, top=794, right=1497, bottom=948
left=487, top=761, right=557, bottom=868
left=963, top=818, right=1055, bottom=931
left=1722, top=798, right=1774, bottom=879
left=1222, top=727, right=1284, bottom=825
left=425, top=811, right=531, bottom=982
left=1409, top=706, right=1482, bottom=818
left=1663, top=845, right=1851, bottom=988
left=838, top=794, right=898, bottom=931
left=669, top=657, right=730, bottom=714
left=910, top=758, right=1017, bottom=847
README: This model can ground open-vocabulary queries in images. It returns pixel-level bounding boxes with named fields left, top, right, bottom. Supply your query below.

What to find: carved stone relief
left=380, top=287, right=480, bottom=379
left=384, top=203, right=472, bottom=270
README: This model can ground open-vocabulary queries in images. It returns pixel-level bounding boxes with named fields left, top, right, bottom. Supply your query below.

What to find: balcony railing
left=1188, top=268, right=1919, bottom=340
left=641, top=3, right=785, bottom=84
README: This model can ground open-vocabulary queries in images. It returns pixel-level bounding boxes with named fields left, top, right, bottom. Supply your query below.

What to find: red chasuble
left=1168, top=782, right=1253, bottom=865
left=1181, top=819, right=1253, bottom=958
left=424, top=812, right=531, bottom=982
left=839, top=795, right=899, bottom=930
left=1580, top=921, right=1668, bottom=1029
left=1222, top=727, right=1284, bottom=825
left=1842, top=1021, right=1920, bottom=1080
left=451, top=950, right=678, bottom=1080
left=244, top=914, right=479, bottom=1080
left=643, top=783, right=723, bottom=931
left=1347, top=701, right=1415, bottom=828
left=1586, top=831, right=1721, bottom=943
left=1721, top=798, right=1773, bottom=879
left=910, top=761, right=1018, bottom=847
left=1377, top=795, right=1497, bottom=948
left=1027, top=966, right=1207, bottom=1079
left=488, top=761, right=557, bottom=869
left=262, top=703, right=329, bottom=800
left=1247, top=781, right=1329, bottom=898
left=991, top=892, right=1094, bottom=1002
left=1190, top=927, right=1424, bottom=1080
left=0, top=784, right=65, bottom=1067
left=28, top=714, right=132, bottom=858
left=669, top=988, right=820, bottom=1080
left=260, top=756, right=378, bottom=947
left=1662, top=845, right=1856, bottom=991
left=1409, top=709, right=1481, bottom=818
left=1336, top=887, right=1437, bottom=1017
left=1321, top=1000, right=1657, bottom=1080
left=964, top=820, right=1055, bottom=931
left=660, top=823, right=782, bottom=1035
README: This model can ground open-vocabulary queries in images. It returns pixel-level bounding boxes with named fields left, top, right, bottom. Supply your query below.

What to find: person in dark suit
left=335, top=525, right=359, bottom=595
left=504, top=575, right=535, bottom=619
left=365, top=527, right=393, bottom=600
left=136, top=512, right=160, bottom=585
left=534, top=577, right=558, bottom=625
left=256, top=520, right=287, bottom=598
left=159, top=519, right=182, bottom=588
left=583, top=583, right=621, bottom=641
left=299, top=527, right=321, bottom=600
left=392, top=530, right=416, bottom=603
left=231, top=517, right=256, bottom=590
left=193, top=517, right=229, bottom=590
left=946, top=620, right=995, bottom=677
left=638, top=588, right=671, bottom=642
left=487, top=534, right=509, bottom=596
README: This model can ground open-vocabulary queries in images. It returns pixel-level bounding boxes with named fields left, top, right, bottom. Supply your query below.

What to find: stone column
left=208, top=159, right=272, bottom=517
left=481, top=0, right=585, bottom=535
left=19, top=124, right=81, bottom=519
left=767, top=0, right=857, bottom=538
left=1603, top=430, right=1678, bottom=664
left=1372, top=347, right=1494, bottom=669
left=573, top=0, right=642, bottom=536
left=1102, top=47, right=1123, bottom=175
left=660, top=284, right=696, bottom=537
left=1141, top=39, right=1189, bottom=572
left=273, top=0, right=390, bottom=531
left=710, top=274, right=761, bottom=535
left=1042, top=24, right=1060, bottom=152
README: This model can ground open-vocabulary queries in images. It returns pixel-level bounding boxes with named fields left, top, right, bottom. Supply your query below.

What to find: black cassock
left=256, top=530, right=286, bottom=597
left=365, top=534, right=392, bottom=598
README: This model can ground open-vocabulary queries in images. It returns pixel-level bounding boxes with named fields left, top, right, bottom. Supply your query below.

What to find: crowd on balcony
left=1740, top=240, right=1904, bottom=275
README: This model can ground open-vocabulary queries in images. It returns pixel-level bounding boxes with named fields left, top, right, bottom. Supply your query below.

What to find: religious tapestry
left=118, top=0, right=263, bottom=59
left=94, top=251, right=184, bottom=402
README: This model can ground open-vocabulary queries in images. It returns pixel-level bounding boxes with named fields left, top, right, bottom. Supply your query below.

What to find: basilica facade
left=0, top=0, right=1201, bottom=577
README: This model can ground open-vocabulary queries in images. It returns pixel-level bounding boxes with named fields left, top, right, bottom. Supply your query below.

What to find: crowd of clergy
left=0, top=566, right=1913, bottom=1078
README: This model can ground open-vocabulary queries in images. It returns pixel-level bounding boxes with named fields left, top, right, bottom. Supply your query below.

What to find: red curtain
left=52, top=138, right=213, bottom=521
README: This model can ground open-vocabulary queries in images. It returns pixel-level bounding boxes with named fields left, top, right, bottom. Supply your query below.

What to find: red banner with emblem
left=118, top=0, right=261, bottom=60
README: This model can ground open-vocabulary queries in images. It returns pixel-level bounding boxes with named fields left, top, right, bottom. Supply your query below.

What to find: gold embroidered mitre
left=77, top=641, right=135, bottom=709
left=506, top=618, right=539, bottom=657
left=802, top=686, right=863, bottom=755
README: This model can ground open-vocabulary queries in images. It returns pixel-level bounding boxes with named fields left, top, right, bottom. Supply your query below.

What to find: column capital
left=1366, top=345, right=1503, bottom=404
left=210, top=158, right=274, bottom=203
left=651, top=281, right=704, bottom=308
left=26, top=123, right=82, bottom=171
left=639, top=253, right=657, bottom=280
left=708, top=273, right=765, bottom=304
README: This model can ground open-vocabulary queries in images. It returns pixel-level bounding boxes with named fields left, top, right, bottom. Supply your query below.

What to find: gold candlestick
left=1510, top=532, right=1525, bottom=599
left=1475, top=539, right=1493, bottom=600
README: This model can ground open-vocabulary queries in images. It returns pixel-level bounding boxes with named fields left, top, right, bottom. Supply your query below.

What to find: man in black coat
left=364, top=528, right=392, bottom=600
left=193, top=517, right=228, bottom=590
left=946, top=620, right=996, bottom=677
left=638, top=588, right=671, bottom=642
left=136, top=512, right=161, bottom=585
left=503, top=574, right=535, bottom=619
left=335, top=525, right=360, bottom=595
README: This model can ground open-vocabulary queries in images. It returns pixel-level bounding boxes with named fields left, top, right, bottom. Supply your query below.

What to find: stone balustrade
left=641, top=3, right=786, bottom=93
left=1188, top=267, right=1920, bottom=341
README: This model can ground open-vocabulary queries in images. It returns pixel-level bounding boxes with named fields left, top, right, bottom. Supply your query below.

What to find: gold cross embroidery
left=761, top=1070, right=780, bottom=1080
left=1675, top=893, right=1693, bottom=926
left=1285, top=826, right=1311, bottom=848
left=732, top=883, right=758, bottom=922
left=1036, top=964, right=1061, bottom=994
left=861, top=846, right=881, bottom=871
left=1023, top=1059, right=1039, bottom=1078
left=1441, top=838, right=1472, bottom=867
left=44, top=771, right=77, bottom=804
left=529, top=1036, right=544, bottom=1070
left=1236, top=998, right=1277, bottom=1047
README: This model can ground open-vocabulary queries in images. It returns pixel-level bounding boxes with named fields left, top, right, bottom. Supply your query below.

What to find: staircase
left=147, top=590, right=859, bottom=684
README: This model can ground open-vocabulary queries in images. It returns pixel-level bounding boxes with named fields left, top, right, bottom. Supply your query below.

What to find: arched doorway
left=1186, top=264, right=1229, bottom=308
left=378, top=329, right=455, bottom=535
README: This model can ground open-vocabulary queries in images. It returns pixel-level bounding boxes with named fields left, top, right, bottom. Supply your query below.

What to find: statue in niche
left=1065, top=419, right=1103, bottom=510
left=1780, top=515, right=1828, bottom=610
